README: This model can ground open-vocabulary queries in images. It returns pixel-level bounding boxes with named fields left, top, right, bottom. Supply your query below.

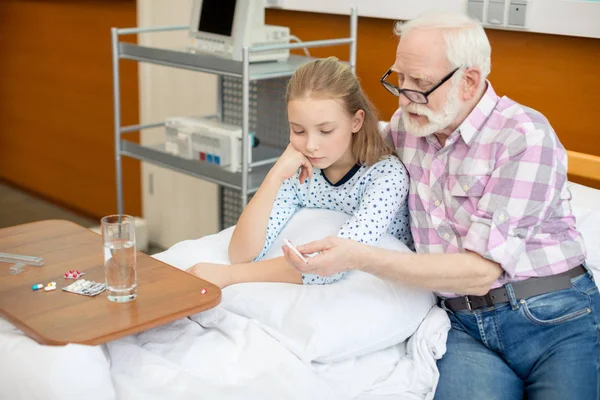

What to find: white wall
left=137, top=0, right=220, bottom=249
left=268, top=0, right=600, bottom=39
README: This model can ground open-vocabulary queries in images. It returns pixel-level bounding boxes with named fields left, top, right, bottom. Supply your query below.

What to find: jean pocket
left=572, top=270, right=600, bottom=295
left=520, top=285, right=592, bottom=326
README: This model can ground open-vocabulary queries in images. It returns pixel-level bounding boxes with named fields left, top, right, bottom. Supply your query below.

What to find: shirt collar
left=456, top=80, right=499, bottom=146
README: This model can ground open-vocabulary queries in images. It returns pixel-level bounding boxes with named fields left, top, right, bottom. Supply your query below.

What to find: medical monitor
left=189, top=0, right=289, bottom=63
left=197, top=0, right=241, bottom=37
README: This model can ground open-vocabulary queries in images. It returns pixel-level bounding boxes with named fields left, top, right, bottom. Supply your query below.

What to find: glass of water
left=101, top=214, right=137, bottom=303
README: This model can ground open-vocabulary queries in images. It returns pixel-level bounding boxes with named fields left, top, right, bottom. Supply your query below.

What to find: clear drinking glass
left=101, top=214, right=137, bottom=303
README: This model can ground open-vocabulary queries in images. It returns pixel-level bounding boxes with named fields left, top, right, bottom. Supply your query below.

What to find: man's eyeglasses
left=380, top=67, right=460, bottom=104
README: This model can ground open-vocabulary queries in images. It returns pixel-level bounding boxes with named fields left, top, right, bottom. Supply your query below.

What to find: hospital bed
left=0, top=151, right=598, bottom=400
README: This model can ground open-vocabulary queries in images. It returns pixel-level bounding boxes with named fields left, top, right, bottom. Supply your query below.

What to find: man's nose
left=398, top=92, right=412, bottom=109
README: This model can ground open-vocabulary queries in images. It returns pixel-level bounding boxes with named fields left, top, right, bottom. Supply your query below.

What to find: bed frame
left=567, top=150, right=600, bottom=187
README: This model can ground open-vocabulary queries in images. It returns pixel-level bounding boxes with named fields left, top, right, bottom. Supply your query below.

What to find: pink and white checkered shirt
left=386, top=82, right=586, bottom=296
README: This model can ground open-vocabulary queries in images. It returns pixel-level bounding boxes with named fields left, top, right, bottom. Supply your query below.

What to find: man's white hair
left=395, top=12, right=491, bottom=83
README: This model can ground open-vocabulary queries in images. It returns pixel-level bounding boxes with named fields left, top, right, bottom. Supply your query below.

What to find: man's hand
left=186, top=263, right=233, bottom=288
left=282, top=236, right=367, bottom=276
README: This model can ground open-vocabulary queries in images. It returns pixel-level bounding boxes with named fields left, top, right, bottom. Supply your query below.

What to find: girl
left=187, top=57, right=412, bottom=287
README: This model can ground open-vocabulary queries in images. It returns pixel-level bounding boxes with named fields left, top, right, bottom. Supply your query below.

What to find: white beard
left=401, top=78, right=462, bottom=138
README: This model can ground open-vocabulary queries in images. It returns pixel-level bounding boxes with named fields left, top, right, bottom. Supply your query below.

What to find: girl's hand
left=271, top=144, right=313, bottom=183
left=186, top=263, right=233, bottom=289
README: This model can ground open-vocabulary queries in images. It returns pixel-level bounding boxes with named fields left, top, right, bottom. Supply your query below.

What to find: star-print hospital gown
left=254, top=155, right=413, bottom=284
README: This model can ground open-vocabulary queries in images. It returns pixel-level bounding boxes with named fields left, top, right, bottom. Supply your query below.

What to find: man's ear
left=462, top=68, right=482, bottom=101
left=352, top=109, right=365, bottom=133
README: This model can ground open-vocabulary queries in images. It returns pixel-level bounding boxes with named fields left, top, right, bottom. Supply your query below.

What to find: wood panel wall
left=0, top=0, right=140, bottom=220
left=0, top=5, right=597, bottom=221
left=266, top=9, right=600, bottom=188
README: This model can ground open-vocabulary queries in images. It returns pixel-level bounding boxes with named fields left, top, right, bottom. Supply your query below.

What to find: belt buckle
left=464, top=295, right=473, bottom=311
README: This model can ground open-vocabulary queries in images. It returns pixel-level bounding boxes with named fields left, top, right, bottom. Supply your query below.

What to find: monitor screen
left=198, top=0, right=237, bottom=37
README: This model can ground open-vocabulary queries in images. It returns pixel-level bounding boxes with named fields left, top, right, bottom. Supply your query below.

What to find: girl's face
left=287, top=96, right=364, bottom=170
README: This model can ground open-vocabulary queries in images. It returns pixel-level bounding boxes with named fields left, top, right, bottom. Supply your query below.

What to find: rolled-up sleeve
left=463, top=129, right=562, bottom=278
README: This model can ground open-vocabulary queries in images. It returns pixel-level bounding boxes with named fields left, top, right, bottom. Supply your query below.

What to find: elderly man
left=284, top=12, right=599, bottom=400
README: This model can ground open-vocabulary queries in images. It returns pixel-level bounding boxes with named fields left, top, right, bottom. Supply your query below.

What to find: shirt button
left=498, top=214, right=506, bottom=222
left=444, top=233, right=451, bottom=240
left=463, top=184, right=469, bottom=191
left=435, top=200, right=441, bottom=207
left=437, top=154, right=443, bottom=160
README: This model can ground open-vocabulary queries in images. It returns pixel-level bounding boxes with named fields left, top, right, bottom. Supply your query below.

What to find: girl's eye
left=320, top=130, right=333, bottom=134
left=293, top=130, right=305, bottom=134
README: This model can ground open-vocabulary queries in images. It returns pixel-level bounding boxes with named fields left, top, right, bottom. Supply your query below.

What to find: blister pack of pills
left=62, top=279, right=107, bottom=297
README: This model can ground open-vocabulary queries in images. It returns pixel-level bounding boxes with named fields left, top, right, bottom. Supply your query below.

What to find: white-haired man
left=284, top=12, right=599, bottom=399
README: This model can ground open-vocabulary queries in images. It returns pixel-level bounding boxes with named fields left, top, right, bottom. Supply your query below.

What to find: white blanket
left=0, top=285, right=448, bottom=400
left=111, top=209, right=447, bottom=400
left=0, top=208, right=449, bottom=400
left=106, top=304, right=449, bottom=400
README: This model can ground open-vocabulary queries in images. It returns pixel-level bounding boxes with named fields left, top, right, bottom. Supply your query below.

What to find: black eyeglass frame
left=380, top=67, right=460, bottom=104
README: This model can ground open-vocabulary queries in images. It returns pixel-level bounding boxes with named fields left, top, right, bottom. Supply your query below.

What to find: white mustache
left=405, top=105, right=431, bottom=116
left=403, top=104, right=444, bottom=125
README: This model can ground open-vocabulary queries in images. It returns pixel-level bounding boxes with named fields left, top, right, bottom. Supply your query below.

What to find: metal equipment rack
left=111, top=8, right=357, bottom=228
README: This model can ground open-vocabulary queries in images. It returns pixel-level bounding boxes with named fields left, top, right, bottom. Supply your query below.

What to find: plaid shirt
left=386, top=82, right=586, bottom=296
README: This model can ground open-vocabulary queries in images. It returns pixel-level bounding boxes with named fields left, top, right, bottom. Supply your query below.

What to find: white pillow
left=220, top=208, right=436, bottom=364
left=568, top=181, right=600, bottom=212
left=569, top=182, right=600, bottom=284
left=577, top=210, right=600, bottom=278
left=152, top=226, right=234, bottom=269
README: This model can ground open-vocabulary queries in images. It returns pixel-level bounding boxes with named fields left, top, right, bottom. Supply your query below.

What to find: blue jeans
left=435, top=269, right=600, bottom=400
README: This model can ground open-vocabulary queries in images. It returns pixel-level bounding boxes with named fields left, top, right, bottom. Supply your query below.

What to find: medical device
left=165, top=116, right=254, bottom=173
left=188, top=0, right=290, bottom=63
left=1, top=252, right=44, bottom=275
left=283, top=239, right=308, bottom=263
left=0, top=252, right=44, bottom=266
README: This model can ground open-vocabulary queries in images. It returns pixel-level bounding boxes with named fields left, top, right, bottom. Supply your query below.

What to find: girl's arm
left=303, top=157, right=410, bottom=285
left=229, top=256, right=302, bottom=284
left=338, top=158, right=410, bottom=246
left=187, top=256, right=303, bottom=288
left=228, top=144, right=313, bottom=264
left=228, top=171, right=288, bottom=264
left=195, top=158, right=410, bottom=288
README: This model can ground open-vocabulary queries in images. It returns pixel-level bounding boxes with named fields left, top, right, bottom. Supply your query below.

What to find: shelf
left=119, top=43, right=317, bottom=80
left=113, top=11, right=356, bottom=216
left=121, top=140, right=282, bottom=193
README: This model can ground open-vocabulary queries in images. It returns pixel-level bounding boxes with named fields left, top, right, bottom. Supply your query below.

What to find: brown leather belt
left=440, top=265, right=587, bottom=312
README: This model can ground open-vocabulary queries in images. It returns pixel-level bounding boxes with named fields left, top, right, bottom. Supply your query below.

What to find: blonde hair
left=285, top=57, right=395, bottom=166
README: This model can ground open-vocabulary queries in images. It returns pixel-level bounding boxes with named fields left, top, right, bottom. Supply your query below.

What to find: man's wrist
left=355, top=242, right=377, bottom=272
